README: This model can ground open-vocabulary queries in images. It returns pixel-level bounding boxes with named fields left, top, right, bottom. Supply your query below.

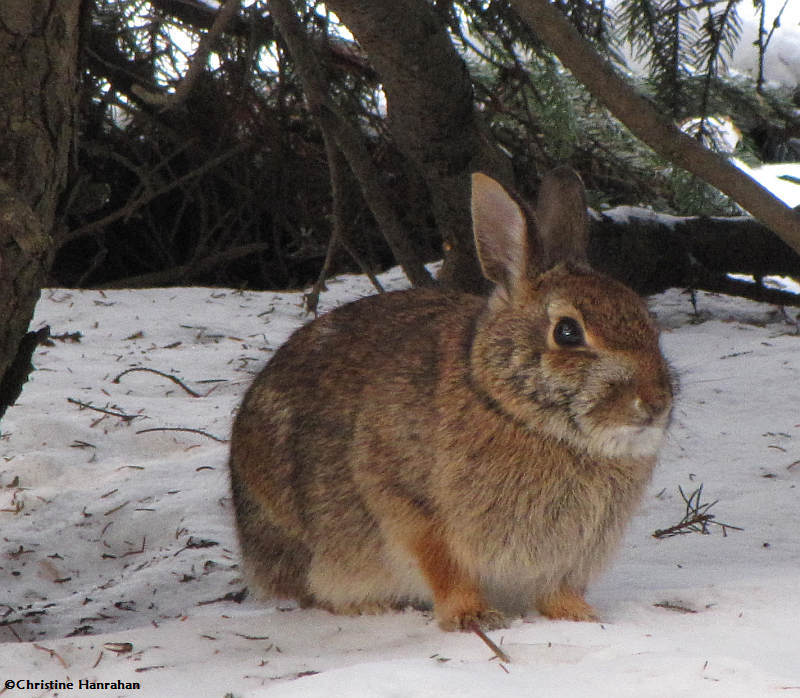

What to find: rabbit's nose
left=632, top=391, right=672, bottom=426
left=630, top=362, right=673, bottom=424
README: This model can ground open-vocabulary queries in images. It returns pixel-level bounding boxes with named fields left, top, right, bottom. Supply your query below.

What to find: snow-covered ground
left=1, top=264, right=799, bottom=697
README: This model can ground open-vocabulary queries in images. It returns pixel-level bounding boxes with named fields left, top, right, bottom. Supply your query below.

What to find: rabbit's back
left=229, top=287, right=484, bottom=608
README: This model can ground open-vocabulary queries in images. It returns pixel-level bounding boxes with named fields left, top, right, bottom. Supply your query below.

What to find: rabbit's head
left=469, top=168, right=673, bottom=461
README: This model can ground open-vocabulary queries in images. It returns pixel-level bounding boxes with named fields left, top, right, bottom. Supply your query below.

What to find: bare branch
left=93, top=241, right=272, bottom=289
left=132, top=0, right=242, bottom=109
left=268, top=0, right=435, bottom=289
left=61, top=145, right=247, bottom=246
left=306, top=126, right=384, bottom=314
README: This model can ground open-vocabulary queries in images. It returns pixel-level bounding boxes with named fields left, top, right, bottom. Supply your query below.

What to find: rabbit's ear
left=471, top=173, right=531, bottom=296
left=536, top=166, right=589, bottom=268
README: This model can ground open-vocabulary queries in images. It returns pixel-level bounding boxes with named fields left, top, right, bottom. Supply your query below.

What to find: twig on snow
left=173, top=536, right=219, bottom=557
left=67, top=398, right=140, bottom=423
left=103, top=642, right=133, bottom=655
left=103, top=501, right=130, bottom=517
left=113, top=367, right=203, bottom=397
left=653, top=485, right=743, bottom=538
left=120, top=537, right=146, bottom=558
left=197, top=589, right=248, bottom=606
left=467, top=621, right=511, bottom=663
left=136, top=427, right=227, bottom=443
left=3, top=621, right=22, bottom=642
left=33, top=643, right=68, bottom=669
left=653, top=600, right=698, bottom=614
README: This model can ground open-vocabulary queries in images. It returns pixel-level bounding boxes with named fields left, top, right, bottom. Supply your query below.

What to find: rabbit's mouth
left=579, top=420, right=670, bottom=460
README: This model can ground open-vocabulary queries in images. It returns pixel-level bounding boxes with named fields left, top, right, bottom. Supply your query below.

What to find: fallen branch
left=113, top=367, right=202, bottom=397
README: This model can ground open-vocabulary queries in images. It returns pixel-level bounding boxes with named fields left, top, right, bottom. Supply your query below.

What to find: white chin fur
left=582, top=424, right=667, bottom=459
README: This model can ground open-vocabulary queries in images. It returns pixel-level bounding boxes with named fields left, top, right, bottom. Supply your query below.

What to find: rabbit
left=228, top=166, right=673, bottom=632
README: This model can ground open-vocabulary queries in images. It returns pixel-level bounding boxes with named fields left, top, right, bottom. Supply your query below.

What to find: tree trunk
left=0, top=1, right=82, bottom=419
left=325, top=0, right=513, bottom=293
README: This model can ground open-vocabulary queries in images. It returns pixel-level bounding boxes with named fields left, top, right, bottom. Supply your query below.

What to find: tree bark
left=509, top=0, right=800, bottom=251
left=325, top=0, right=513, bottom=293
left=0, top=1, right=81, bottom=419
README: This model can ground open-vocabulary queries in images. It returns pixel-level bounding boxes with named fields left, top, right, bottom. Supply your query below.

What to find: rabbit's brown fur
left=229, top=167, right=673, bottom=631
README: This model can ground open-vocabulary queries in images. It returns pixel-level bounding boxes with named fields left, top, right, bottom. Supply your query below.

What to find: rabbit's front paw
left=435, top=591, right=507, bottom=632
left=536, top=588, right=599, bottom=622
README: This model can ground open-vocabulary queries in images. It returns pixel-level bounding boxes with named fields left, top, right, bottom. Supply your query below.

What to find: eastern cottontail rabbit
left=229, top=167, right=673, bottom=631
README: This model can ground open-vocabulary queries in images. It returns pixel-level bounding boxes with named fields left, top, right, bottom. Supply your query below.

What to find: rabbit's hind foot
left=536, top=588, right=599, bottom=622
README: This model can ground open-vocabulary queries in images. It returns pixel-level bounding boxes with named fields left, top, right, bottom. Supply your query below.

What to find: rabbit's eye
left=553, top=317, right=584, bottom=347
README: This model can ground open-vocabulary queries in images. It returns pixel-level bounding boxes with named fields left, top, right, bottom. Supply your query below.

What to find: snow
left=600, top=206, right=686, bottom=228
left=730, top=0, right=800, bottom=88
left=610, top=0, right=800, bottom=89
left=732, top=161, right=800, bottom=209
left=2, top=265, right=800, bottom=697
